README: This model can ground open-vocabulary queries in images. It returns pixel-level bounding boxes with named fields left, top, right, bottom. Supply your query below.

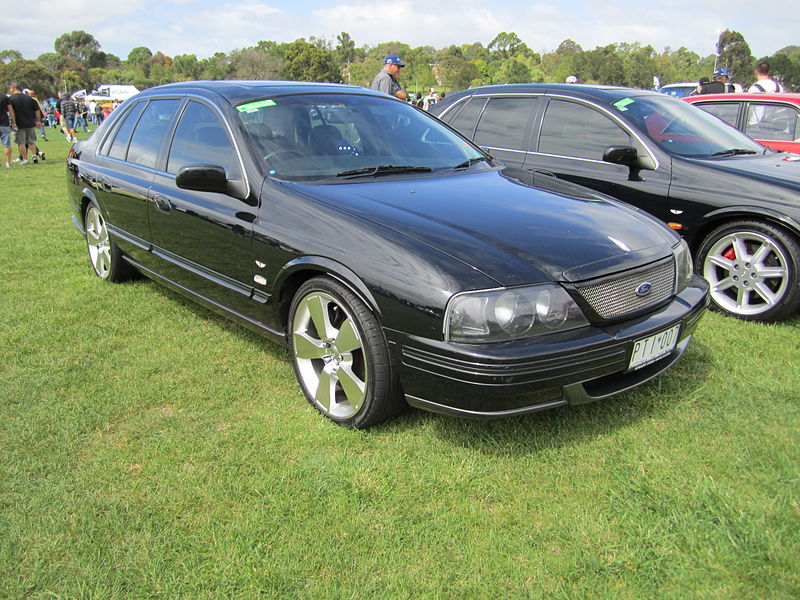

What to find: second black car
left=431, top=84, right=800, bottom=322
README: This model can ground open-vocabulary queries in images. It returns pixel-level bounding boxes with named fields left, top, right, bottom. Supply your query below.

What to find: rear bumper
left=387, top=277, right=708, bottom=418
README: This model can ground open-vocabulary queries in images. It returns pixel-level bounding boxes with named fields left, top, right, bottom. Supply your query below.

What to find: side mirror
left=176, top=165, right=249, bottom=202
left=176, top=165, right=229, bottom=193
left=603, top=146, right=639, bottom=167
left=602, top=146, right=655, bottom=182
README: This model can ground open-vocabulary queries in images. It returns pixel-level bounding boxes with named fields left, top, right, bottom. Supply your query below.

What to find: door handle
left=152, top=194, right=172, bottom=213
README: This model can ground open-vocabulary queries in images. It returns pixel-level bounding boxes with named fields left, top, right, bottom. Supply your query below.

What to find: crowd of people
left=689, top=61, right=785, bottom=95
left=1, top=85, right=121, bottom=168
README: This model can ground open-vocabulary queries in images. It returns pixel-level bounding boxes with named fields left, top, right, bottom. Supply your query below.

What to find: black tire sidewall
left=288, top=276, right=400, bottom=428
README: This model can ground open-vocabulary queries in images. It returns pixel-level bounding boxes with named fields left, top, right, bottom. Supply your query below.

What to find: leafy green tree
left=36, top=52, right=66, bottom=81
left=0, top=49, right=22, bottom=64
left=0, top=59, right=55, bottom=96
left=493, top=58, right=530, bottom=83
left=765, top=52, right=800, bottom=92
left=620, top=43, right=657, bottom=89
left=230, top=47, right=283, bottom=80
left=60, top=69, right=84, bottom=94
left=172, top=54, right=201, bottom=80
left=54, top=31, right=100, bottom=63
left=127, top=46, right=153, bottom=66
left=282, top=39, right=341, bottom=82
left=488, top=32, right=525, bottom=58
left=336, top=32, right=357, bottom=66
left=716, top=30, right=754, bottom=86
left=583, top=44, right=625, bottom=85
left=439, top=55, right=480, bottom=91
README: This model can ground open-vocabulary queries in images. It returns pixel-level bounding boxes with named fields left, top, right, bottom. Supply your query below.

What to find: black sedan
left=67, top=81, right=707, bottom=428
left=430, top=84, right=800, bottom=322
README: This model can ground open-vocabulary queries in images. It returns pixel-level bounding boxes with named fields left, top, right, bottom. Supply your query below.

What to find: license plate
left=629, top=324, right=680, bottom=371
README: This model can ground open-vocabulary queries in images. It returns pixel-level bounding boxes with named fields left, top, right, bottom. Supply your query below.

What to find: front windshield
left=611, top=94, right=765, bottom=158
left=236, top=93, right=486, bottom=181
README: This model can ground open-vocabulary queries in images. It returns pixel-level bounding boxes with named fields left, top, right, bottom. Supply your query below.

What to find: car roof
left=685, top=92, right=800, bottom=103
left=134, top=80, right=386, bottom=106
left=444, top=83, right=665, bottom=104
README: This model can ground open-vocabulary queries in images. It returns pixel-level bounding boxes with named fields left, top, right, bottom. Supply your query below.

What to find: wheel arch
left=77, top=187, right=100, bottom=232
left=273, top=256, right=382, bottom=334
left=687, top=205, right=800, bottom=255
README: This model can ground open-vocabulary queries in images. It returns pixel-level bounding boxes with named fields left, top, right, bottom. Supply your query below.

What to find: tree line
left=1, top=29, right=798, bottom=99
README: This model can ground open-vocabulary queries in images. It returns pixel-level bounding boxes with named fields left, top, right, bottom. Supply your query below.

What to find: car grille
left=574, top=258, right=675, bottom=320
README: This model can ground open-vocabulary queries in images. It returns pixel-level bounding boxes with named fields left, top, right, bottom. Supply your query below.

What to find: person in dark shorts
left=8, top=83, right=42, bottom=165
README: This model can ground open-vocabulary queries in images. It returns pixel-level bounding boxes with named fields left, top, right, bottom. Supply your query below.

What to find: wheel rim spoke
left=292, top=330, right=329, bottom=360
left=334, top=317, right=361, bottom=354
left=336, top=360, right=366, bottom=408
left=752, top=282, right=778, bottom=306
left=306, top=294, right=335, bottom=341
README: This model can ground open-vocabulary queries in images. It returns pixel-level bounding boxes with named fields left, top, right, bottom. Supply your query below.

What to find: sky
left=2, top=0, right=799, bottom=70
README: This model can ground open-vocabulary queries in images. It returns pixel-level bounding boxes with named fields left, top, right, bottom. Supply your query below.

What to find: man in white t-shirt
left=748, top=62, right=784, bottom=93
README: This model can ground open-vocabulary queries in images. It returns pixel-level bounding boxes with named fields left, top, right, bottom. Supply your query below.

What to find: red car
left=684, top=92, right=800, bottom=153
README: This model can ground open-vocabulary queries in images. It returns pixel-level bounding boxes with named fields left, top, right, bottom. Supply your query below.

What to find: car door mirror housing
left=603, top=146, right=639, bottom=167
left=602, top=146, right=655, bottom=182
left=176, top=165, right=250, bottom=202
left=176, top=165, right=229, bottom=193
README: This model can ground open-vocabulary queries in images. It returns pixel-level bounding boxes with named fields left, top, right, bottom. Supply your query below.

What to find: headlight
left=445, top=284, right=589, bottom=343
left=674, top=239, right=693, bottom=293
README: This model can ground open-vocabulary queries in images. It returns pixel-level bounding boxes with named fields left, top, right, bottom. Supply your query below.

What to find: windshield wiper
left=451, top=156, right=492, bottom=170
left=336, top=165, right=432, bottom=178
left=710, top=148, right=758, bottom=157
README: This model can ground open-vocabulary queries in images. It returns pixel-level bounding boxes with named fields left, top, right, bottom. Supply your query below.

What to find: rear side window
left=539, top=99, right=632, bottom=159
left=745, top=103, right=800, bottom=142
left=105, top=102, right=146, bottom=160
left=696, top=102, right=739, bottom=127
left=126, top=99, right=181, bottom=169
left=167, top=101, right=236, bottom=175
left=474, top=97, right=537, bottom=151
left=443, top=97, right=487, bottom=139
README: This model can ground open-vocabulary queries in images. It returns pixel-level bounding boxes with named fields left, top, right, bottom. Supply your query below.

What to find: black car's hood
left=291, top=171, right=678, bottom=286
left=686, top=152, right=800, bottom=189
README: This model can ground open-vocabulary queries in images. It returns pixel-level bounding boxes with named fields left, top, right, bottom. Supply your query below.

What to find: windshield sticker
left=613, top=98, right=635, bottom=111
left=237, top=99, right=276, bottom=113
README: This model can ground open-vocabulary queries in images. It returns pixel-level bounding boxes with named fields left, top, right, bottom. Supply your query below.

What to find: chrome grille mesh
left=574, top=258, right=675, bottom=319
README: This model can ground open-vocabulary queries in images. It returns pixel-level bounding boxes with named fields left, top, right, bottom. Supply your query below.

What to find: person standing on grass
left=59, top=93, right=78, bottom=142
left=25, top=89, right=49, bottom=143
left=8, top=83, right=42, bottom=165
left=1, top=89, right=13, bottom=168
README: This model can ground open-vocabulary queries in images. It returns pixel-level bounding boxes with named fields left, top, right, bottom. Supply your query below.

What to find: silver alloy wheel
left=291, top=290, right=367, bottom=419
left=85, top=205, right=112, bottom=279
left=703, top=230, right=790, bottom=317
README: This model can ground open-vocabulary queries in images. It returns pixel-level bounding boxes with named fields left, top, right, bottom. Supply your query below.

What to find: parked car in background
left=430, top=83, right=800, bottom=322
left=66, top=81, right=708, bottom=428
left=658, top=82, right=698, bottom=98
left=684, top=92, right=800, bottom=153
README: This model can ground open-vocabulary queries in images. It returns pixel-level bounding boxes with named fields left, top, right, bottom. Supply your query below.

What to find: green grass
left=1, top=133, right=799, bottom=599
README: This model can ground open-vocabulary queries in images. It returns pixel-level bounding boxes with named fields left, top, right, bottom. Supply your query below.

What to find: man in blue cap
left=371, top=55, right=408, bottom=100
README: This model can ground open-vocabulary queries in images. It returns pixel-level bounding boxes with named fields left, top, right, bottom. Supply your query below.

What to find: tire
left=84, top=200, right=133, bottom=282
left=696, top=219, right=800, bottom=322
left=288, top=276, right=404, bottom=428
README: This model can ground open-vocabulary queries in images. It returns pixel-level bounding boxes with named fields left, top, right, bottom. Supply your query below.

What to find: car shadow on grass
left=381, top=339, right=716, bottom=456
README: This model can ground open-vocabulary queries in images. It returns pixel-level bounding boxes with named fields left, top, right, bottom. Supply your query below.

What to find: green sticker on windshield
left=237, top=99, right=276, bottom=113
left=613, top=98, right=635, bottom=111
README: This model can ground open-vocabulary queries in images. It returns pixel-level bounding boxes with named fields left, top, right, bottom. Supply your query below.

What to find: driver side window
left=539, top=99, right=632, bottom=160
left=167, top=101, right=237, bottom=175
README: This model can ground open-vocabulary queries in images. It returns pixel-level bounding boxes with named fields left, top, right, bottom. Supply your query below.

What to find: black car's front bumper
left=387, top=277, right=709, bottom=418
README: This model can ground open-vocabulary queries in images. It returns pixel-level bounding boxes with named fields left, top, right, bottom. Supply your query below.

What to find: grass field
left=1, top=133, right=799, bottom=599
